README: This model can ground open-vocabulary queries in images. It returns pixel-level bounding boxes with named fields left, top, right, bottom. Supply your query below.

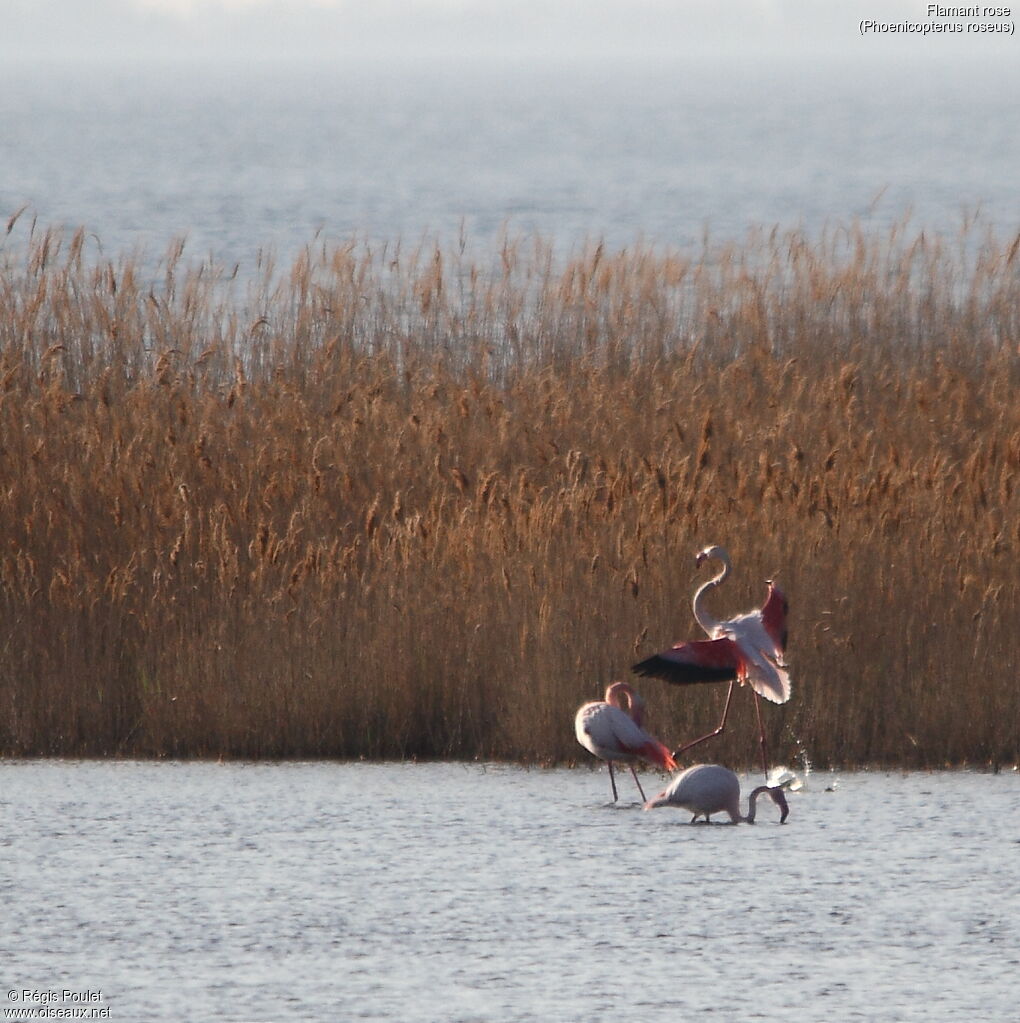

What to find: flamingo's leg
left=671, top=681, right=735, bottom=760
left=752, top=688, right=769, bottom=779
left=628, top=764, right=647, bottom=802
left=608, top=761, right=619, bottom=802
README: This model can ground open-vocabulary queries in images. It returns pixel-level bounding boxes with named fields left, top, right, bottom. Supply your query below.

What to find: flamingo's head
left=605, top=681, right=644, bottom=724
left=696, top=544, right=727, bottom=567
left=768, top=786, right=790, bottom=824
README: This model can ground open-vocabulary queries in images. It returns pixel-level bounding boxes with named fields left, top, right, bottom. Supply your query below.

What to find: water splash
left=768, top=737, right=813, bottom=791
left=767, top=765, right=806, bottom=791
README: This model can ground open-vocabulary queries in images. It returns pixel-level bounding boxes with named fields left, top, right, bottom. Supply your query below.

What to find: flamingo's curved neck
left=745, top=785, right=788, bottom=824
left=692, top=552, right=730, bottom=635
left=744, top=785, right=767, bottom=823
left=606, top=682, right=643, bottom=724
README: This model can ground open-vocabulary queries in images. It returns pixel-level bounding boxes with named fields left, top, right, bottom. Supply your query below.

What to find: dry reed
left=1, top=215, right=1018, bottom=768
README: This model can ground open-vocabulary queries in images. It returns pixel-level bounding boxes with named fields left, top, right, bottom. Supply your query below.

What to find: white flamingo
left=574, top=681, right=677, bottom=802
left=632, top=544, right=791, bottom=775
left=643, top=763, right=790, bottom=824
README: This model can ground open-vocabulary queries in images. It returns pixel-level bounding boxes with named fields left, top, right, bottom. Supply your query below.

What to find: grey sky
left=4, top=0, right=1015, bottom=65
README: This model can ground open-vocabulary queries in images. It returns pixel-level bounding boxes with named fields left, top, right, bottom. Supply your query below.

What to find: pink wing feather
left=631, top=637, right=740, bottom=686
left=760, top=581, right=789, bottom=655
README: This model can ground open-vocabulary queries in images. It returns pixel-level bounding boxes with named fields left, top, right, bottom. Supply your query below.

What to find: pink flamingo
left=631, top=545, right=791, bottom=776
left=574, top=681, right=678, bottom=802
left=643, top=763, right=789, bottom=824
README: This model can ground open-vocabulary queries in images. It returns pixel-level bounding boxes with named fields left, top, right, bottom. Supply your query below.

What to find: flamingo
left=631, top=544, right=790, bottom=776
left=574, top=681, right=678, bottom=803
left=643, top=763, right=789, bottom=824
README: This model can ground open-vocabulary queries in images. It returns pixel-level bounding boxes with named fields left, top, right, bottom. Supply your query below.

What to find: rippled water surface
left=2, top=58, right=1019, bottom=272
left=3, top=762, right=1018, bottom=1022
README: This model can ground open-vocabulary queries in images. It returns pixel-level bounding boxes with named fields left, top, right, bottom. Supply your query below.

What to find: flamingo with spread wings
left=631, top=545, right=791, bottom=776
left=574, top=681, right=677, bottom=803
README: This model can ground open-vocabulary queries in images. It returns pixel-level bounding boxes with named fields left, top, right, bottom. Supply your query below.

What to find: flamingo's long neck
left=606, top=682, right=643, bottom=725
left=692, top=553, right=730, bottom=636
left=745, top=785, right=788, bottom=823
left=744, top=785, right=769, bottom=823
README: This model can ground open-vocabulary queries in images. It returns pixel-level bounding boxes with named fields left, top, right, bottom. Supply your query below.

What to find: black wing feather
left=631, top=655, right=737, bottom=686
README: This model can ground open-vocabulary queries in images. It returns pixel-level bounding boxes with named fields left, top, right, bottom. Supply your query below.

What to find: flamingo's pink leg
left=628, top=765, right=647, bottom=802
left=752, top=688, right=769, bottom=779
left=671, top=680, right=735, bottom=760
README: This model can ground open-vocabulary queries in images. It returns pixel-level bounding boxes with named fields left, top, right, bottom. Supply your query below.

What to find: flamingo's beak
left=770, top=787, right=790, bottom=824
left=695, top=551, right=708, bottom=567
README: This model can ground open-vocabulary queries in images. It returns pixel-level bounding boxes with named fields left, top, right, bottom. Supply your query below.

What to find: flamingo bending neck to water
left=574, top=681, right=677, bottom=803
left=631, top=544, right=791, bottom=776
left=643, top=763, right=789, bottom=824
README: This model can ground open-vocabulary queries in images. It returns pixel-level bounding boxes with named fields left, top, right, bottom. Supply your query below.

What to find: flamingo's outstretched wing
left=729, top=643, right=791, bottom=704
left=760, top=581, right=789, bottom=655
left=631, top=638, right=740, bottom=686
left=634, top=630, right=792, bottom=704
left=723, top=609, right=792, bottom=704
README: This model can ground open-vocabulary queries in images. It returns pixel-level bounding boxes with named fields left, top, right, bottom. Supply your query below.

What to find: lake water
left=3, top=761, right=1018, bottom=1022
left=2, top=55, right=1019, bottom=275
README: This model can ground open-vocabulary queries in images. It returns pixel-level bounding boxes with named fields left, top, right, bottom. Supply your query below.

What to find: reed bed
left=1, top=216, right=1018, bottom=768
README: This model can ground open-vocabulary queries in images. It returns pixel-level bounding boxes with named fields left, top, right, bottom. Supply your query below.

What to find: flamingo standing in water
left=574, top=682, right=677, bottom=803
left=631, top=545, right=791, bottom=776
left=643, top=763, right=789, bottom=824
